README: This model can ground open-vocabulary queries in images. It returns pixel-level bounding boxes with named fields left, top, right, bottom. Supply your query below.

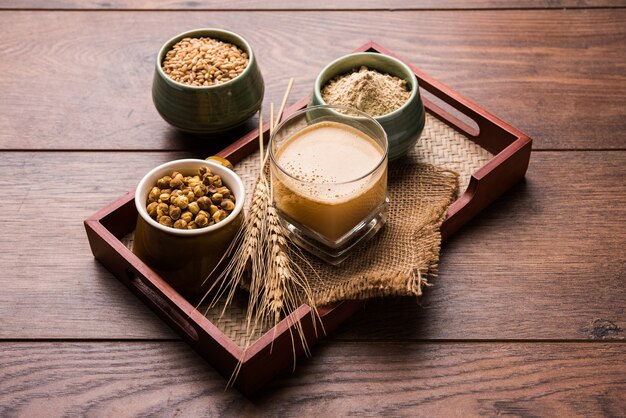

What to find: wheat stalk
left=261, top=203, right=320, bottom=356
left=197, top=112, right=268, bottom=315
left=197, top=79, right=321, bottom=385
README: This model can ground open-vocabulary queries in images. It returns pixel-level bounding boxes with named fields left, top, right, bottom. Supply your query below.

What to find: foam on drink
left=272, top=121, right=387, bottom=241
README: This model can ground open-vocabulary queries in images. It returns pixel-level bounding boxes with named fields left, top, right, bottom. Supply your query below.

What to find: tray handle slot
left=365, top=43, right=518, bottom=155
left=419, top=88, right=480, bottom=137
left=416, top=77, right=517, bottom=155
left=125, top=269, right=200, bottom=343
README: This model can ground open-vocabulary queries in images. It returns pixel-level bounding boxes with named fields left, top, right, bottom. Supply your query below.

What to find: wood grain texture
left=1, top=0, right=624, bottom=410
left=2, top=0, right=624, bottom=10
left=0, top=10, right=625, bottom=150
left=0, top=150, right=623, bottom=340
left=339, top=150, right=626, bottom=341
left=1, top=341, right=625, bottom=416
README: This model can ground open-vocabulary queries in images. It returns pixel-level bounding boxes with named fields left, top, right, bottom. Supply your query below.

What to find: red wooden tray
left=85, top=41, right=532, bottom=395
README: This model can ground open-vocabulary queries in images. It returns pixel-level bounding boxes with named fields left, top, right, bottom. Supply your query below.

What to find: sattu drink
left=270, top=107, right=388, bottom=264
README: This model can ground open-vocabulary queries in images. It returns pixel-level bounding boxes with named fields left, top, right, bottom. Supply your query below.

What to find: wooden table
left=1, top=1, right=625, bottom=416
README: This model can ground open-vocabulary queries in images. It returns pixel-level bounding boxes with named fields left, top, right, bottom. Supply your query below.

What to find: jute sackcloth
left=301, top=161, right=458, bottom=305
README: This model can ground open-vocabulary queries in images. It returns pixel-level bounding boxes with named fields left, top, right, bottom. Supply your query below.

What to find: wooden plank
left=340, top=150, right=626, bottom=341
left=1, top=341, right=625, bottom=416
left=0, top=10, right=624, bottom=150
left=0, top=150, right=624, bottom=340
left=1, top=0, right=624, bottom=10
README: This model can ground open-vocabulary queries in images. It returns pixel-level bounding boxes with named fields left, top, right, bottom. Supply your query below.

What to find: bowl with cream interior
left=133, top=159, right=245, bottom=302
left=310, top=52, right=425, bottom=161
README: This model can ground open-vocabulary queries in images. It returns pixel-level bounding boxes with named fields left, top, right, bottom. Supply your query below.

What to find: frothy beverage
left=272, top=121, right=387, bottom=242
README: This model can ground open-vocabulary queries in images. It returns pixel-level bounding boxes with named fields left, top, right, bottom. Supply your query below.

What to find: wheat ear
left=198, top=79, right=322, bottom=386
left=197, top=109, right=267, bottom=314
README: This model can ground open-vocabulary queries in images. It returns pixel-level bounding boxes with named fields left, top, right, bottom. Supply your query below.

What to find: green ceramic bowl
left=310, top=52, right=425, bottom=161
left=152, top=28, right=264, bottom=134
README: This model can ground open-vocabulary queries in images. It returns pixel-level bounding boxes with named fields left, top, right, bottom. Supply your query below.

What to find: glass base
left=277, top=198, right=389, bottom=265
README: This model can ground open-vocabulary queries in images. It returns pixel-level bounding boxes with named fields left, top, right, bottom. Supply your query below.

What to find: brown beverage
left=272, top=121, right=387, bottom=242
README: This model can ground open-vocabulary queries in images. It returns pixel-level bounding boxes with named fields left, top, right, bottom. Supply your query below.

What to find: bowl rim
left=135, top=159, right=245, bottom=236
left=155, top=28, right=257, bottom=91
left=312, top=52, right=419, bottom=121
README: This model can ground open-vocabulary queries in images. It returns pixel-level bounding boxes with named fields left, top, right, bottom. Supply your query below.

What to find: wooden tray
left=84, top=41, right=532, bottom=395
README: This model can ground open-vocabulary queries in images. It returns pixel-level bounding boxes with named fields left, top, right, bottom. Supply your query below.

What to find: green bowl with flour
left=310, top=52, right=425, bottom=161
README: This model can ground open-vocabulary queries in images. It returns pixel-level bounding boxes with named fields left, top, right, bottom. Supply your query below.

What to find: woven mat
left=124, top=113, right=493, bottom=348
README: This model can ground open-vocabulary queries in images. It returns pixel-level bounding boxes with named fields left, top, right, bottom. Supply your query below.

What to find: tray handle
left=416, top=75, right=516, bottom=154
left=367, top=42, right=520, bottom=155
left=125, top=269, right=199, bottom=342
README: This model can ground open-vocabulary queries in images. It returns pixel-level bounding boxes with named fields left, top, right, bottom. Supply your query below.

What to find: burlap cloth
left=303, top=161, right=458, bottom=305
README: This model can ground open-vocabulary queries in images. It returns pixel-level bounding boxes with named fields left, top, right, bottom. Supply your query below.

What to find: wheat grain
left=163, top=37, right=248, bottom=87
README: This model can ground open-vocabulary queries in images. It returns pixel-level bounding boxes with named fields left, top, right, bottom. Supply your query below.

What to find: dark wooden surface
left=1, top=2, right=625, bottom=416
left=2, top=342, right=625, bottom=416
left=3, top=1, right=626, bottom=10
left=1, top=10, right=625, bottom=151
left=0, top=0, right=626, bottom=11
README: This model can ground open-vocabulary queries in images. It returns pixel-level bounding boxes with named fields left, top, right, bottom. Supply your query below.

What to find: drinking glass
left=269, top=105, right=388, bottom=264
